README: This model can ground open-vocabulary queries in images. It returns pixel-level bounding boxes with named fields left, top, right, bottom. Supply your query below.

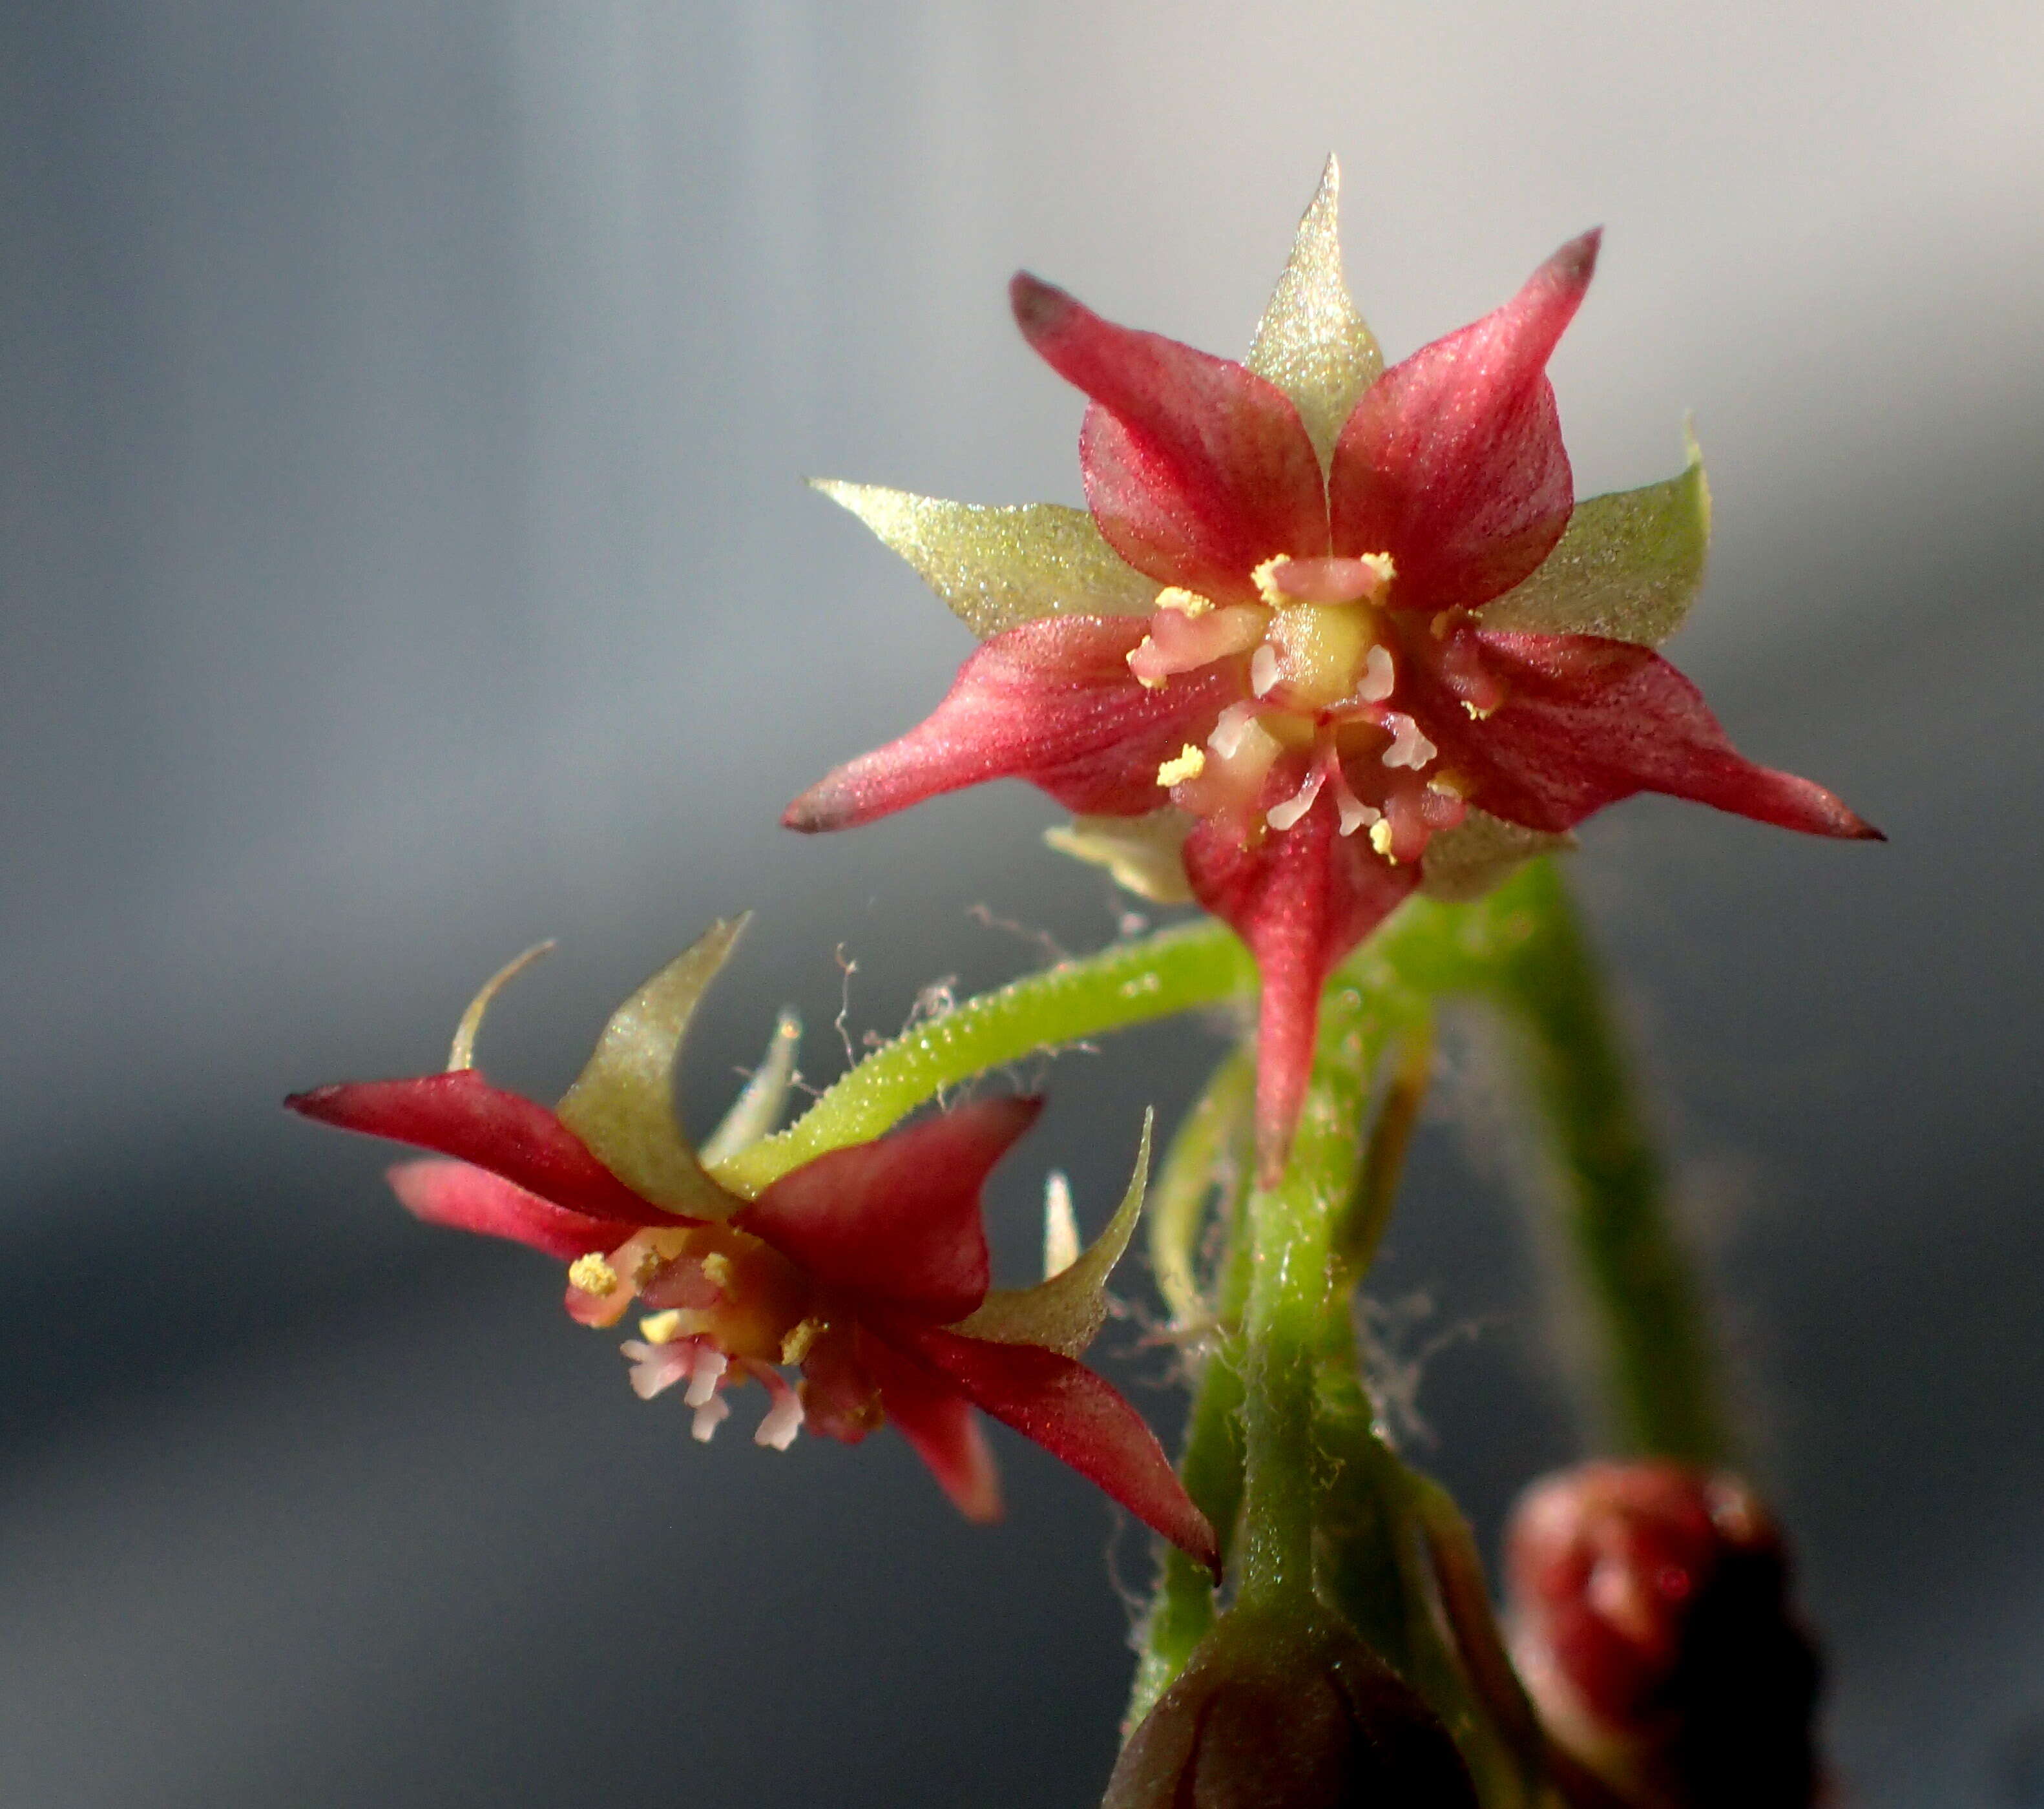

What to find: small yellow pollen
left=1428, top=771, right=1468, bottom=799
left=1361, top=551, right=1397, bottom=587
left=1156, top=744, right=1207, bottom=788
left=568, top=1253, right=618, bottom=1297
left=1461, top=699, right=1496, bottom=720
left=780, top=1317, right=824, bottom=1366
left=1154, top=586, right=1215, bottom=618
left=1126, top=638, right=1167, bottom=688
left=1368, top=819, right=1398, bottom=861
left=1250, top=555, right=1293, bottom=608
left=639, top=1309, right=684, bottom=1344
left=700, top=1252, right=736, bottom=1292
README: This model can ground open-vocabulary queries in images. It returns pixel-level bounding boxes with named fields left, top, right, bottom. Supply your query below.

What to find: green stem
left=1125, top=1064, right=1258, bottom=1731
left=1468, top=861, right=1731, bottom=1464
left=718, top=921, right=1252, bottom=1192
left=1235, top=981, right=1386, bottom=1611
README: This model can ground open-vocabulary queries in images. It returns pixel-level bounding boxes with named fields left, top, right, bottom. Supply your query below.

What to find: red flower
left=784, top=160, right=1878, bottom=1180
left=286, top=924, right=1216, bottom=1570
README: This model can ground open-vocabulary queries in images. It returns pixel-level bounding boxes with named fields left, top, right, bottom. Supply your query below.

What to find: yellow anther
left=1154, top=586, right=1215, bottom=618
left=1369, top=819, right=1397, bottom=861
left=1250, top=556, right=1292, bottom=608
left=700, top=1251, right=736, bottom=1292
left=1156, top=744, right=1207, bottom=788
left=639, top=1309, right=684, bottom=1344
left=1427, top=771, right=1468, bottom=799
left=568, top=1253, right=619, bottom=1297
left=1126, top=638, right=1167, bottom=688
left=1461, top=699, right=1496, bottom=720
left=1361, top=551, right=1397, bottom=586
left=780, top=1317, right=824, bottom=1366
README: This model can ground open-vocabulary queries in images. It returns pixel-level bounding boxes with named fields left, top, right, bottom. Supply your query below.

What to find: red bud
left=1505, top=1463, right=1821, bottom=1808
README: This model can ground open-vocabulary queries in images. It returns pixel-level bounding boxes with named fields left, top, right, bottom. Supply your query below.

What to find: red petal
left=1329, top=232, right=1600, bottom=613
left=286, top=1071, right=667, bottom=1226
left=880, top=1319, right=1220, bottom=1571
left=386, top=1157, right=641, bottom=1260
left=1182, top=788, right=1419, bottom=1184
left=783, top=616, right=1236, bottom=831
left=735, top=1096, right=1041, bottom=1321
left=859, top=1327, right=1003, bottom=1523
left=1420, top=631, right=1882, bottom=839
left=1012, top=274, right=1328, bottom=601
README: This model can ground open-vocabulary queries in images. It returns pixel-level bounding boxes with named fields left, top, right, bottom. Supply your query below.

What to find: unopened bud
left=1505, top=1462, right=1821, bottom=1808
left=1104, top=1607, right=1477, bottom=1808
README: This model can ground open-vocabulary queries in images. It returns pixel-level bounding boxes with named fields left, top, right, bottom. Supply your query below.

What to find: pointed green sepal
left=554, top=917, right=751, bottom=1218
left=1246, top=154, right=1384, bottom=472
left=1478, top=429, right=1711, bottom=646
left=811, top=480, right=1159, bottom=638
left=953, top=1111, right=1152, bottom=1355
left=1043, top=811, right=1194, bottom=904
left=1418, top=809, right=1575, bottom=904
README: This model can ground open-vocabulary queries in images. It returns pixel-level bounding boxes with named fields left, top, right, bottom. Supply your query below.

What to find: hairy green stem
left=1468, top=861, right=1731, bottom=1464
left=1125, top=1062, right=1258, bottom=1731
left=1236, top=981, right=1387, bottom=1610
left=719, top=922, right=1252, bottom=1192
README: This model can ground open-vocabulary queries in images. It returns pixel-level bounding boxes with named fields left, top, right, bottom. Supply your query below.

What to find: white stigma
left=1382, top=715, right=1438, bottom=771
left=1358, top=644, right=1395, bottom=703
left=1266, top=766, right=1326, bottom=832
left=684, top=1346, right=728, bottom=1408
left=1250, top=644, right=1281, bottom=698
left=1207, top=702, right=1262, bottom=760
left=691, top=1394, right=732, bottom=1443
left=755, top=1390, right=804, bottom=1452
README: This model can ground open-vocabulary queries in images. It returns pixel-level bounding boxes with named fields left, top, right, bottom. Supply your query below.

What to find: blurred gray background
left=2, top=3, right=2039, bottom=1804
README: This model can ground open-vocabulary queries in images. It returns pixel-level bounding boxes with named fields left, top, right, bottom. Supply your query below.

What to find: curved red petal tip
left=1552, top=226, right=1602, bottom=288
left=1010, top=270, right=1072, bottom=342
left=781, top=784, right=846, bottom=833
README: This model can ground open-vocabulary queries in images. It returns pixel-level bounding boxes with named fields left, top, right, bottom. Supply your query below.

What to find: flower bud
left=1505, top=1462, right=1821, bottom=1808
left=1104, top=1607, right=1478, bottom=1808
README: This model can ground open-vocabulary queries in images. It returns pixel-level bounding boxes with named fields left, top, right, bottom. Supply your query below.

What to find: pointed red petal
left=880, top=1319, right=1219, bottom=1571
left=1329, top=231, right=1600, bottom=613
left=286, top=1071, right=667, bottom=1227
left=1182, top=788, right=1419, bottom=1184
left=1012, top=273, right=1328, bottom=601
left=735, top=1096, right=1041, bottom=1320
left=782, top=616, right=1236, bottom=832
left=1420, top=631, right=1882, bottom=839
left=386, top=1158, right=641, bottom=1260
left=859, top=1327, right=1003, bottom=1523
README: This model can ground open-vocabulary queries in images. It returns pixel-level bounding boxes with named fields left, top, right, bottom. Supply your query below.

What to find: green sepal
left=953, top=1112, right=1152, bottom=1356
left=1246, top=154, right=1384, bottom=473
left=1478, top=430, right=1711, bottom=646
left=554, top=918, right=749, bottom=1218
left=811, top=480, right=1159, bottom=638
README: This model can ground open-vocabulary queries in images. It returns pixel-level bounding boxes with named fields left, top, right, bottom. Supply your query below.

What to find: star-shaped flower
left=287, top=923, right=1216, bottom=1567
left=784, top=160, right=1878, bottom=1179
